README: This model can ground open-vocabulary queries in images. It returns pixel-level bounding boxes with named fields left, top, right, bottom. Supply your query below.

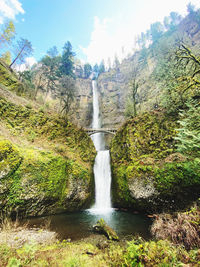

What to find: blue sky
left=0, top=0, right=200, bottom=66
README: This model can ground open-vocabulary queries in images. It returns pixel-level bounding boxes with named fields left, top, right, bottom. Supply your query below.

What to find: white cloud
left=0, top=0, right=24, bottom=24
left=82, top=0, right=200, bottom=65
left=14, top=56, right=37, bottom=72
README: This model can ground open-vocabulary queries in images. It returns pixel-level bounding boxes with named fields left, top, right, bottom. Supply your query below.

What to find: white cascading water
left=90, top=80, right=112, bottom=214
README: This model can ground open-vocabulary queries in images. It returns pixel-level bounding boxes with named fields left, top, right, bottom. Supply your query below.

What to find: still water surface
left=27, top=210, right=152, bottom=241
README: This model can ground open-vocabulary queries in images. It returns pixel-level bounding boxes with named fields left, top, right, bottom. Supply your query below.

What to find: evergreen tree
left=59, top=41, right=75, bottom=77
left=40, top=47, right=61, bottom=95
left=175, top=101, right=200, bottom=157
left=150, top=22, right=164, bottom=43
left=99, top=60, right=105, bottom=74
left=84, top=63, right=92, bottom=78
left=93, top=63, right=99, bottom=73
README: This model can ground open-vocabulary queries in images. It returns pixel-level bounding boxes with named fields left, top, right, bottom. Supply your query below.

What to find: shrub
left=151, top=206, right=200, bottom=249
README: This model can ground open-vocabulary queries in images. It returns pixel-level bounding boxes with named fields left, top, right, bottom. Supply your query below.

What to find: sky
left=0, top=0, right=200, bottom=67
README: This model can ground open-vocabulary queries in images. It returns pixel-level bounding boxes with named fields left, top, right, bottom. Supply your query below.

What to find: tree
left=137, top=32, right=147, bottom=49
left=114, top=54, right=120, bottom=69
left=10, top=38, right=33, bottom=68
left=84, top=63, right=92, bottom=78
left=47, top=46, right=59, bottom=58
left=125, top=56, right=140, bottom=118
left=150, top=22, right=164, bottom=43
left=154, top=41, right=200, bottom=113
left=59, top=41, right=75, bottom=77
left=93, top=63, right=99, bottom=73
left=1, top=51, right=12, bottom=65
left=174, top=43, right=200, bottom=99
left=163, top=16, right=170, bottom=31
left=19, top=69, right=35, bottom=97
left=0, top=20, right=15, bottom=48
left=40, top=47, right=61, bottom=96
left=187, top=2, right=196, bottom=15
left=99, top=60, right=105, bottom=74
left=56, top=76, right=76, bottom=114
left=175, top=100, right=200, bottom=157
left=169, top=12, right=182, bottom=28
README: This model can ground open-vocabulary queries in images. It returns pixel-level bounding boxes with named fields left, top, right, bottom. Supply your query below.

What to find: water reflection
left=27, top=210, right=152, bottom=241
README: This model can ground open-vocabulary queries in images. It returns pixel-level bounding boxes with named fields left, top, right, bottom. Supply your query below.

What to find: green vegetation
left=0, top=94, right=96, bottom=216
left=0, top=20, right=15, bottom=48
left=0, top=60, right=24, bottom=93
left=175, top=100, right=200, bottom=157
left=110, top=111, right=200, bottom=212
left=10, top=38, right=33, bottom=68
left=0, top=235, right=200, bottom=266
left=93, top=219, right=119, bottom=241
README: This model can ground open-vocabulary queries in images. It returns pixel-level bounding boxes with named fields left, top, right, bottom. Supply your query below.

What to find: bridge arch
left=85, top=128, right=117, bottom=136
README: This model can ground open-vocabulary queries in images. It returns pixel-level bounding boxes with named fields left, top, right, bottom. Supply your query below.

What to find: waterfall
left=90, top=80, right=113, bottom=214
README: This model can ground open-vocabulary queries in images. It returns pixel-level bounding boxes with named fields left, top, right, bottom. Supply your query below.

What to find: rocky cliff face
left=97, top=56, right=158, bottom=129
left=69, top=78, right=93, bottom=128
left=97, top=14, right=200, bottom=129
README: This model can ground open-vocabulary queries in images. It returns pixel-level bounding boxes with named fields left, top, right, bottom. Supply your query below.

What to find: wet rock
left=93, top=219, right=119, bottom=241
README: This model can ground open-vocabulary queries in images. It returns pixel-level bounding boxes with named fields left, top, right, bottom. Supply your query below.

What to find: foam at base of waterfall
left=87, top=207, right=114, bottom=215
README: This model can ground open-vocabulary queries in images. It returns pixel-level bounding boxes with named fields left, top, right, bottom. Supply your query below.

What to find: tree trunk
left=9, top=44, right=26, bottom=68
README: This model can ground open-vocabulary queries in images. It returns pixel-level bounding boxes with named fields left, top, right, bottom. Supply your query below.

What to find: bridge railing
left=84, top=128, right=118, bottom=135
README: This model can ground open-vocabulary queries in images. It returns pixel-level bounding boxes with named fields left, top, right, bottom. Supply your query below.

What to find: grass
left=1, top=235, right=200, bottom=266
left=151, top=205, right=200, bottom=250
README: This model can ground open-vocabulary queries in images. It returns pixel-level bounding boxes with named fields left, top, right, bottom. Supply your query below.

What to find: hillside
left=97, top=12, right=200, bottom=128
left=0, top=62, right=96, bottom=217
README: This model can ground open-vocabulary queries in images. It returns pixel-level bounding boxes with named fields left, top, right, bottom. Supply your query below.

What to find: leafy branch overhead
left=175, top=43, right=200, bottom=94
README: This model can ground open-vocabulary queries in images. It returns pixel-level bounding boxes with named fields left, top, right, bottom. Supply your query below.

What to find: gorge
left=0, top=4, right=200, bottom=265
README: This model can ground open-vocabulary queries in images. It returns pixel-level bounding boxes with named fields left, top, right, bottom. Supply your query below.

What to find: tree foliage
left=0, top=51, right=12, bottom=65
left=40, top=48, right=61, bottom=95
left=0, top=20, right=15, bottom=48
left=153, top=40, right=200, bottom=113
left=175, top=101, right=200, bottom=157
left=10, top=38, right=33, bottom=68
left=56, top=76, right=76, bottom=114
left=59, top=41, right=75, bottom=77
left=84, top=63, right=92, bottom=78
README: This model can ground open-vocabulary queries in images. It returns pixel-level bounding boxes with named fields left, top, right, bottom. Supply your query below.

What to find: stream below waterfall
left=24, top=80, right=152, bottom=241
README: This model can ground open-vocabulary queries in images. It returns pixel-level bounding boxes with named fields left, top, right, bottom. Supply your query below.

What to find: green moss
left=0, top=140, right=22, bottom=179
left=0, top=96, right=96, bottom=163
left=110, top=111, right=200, bottom=211
left=0, top=142, right=93, bottom=215
left=0, top=61, right=24, bottom=94
left=154, top=159, right=200, bottom=193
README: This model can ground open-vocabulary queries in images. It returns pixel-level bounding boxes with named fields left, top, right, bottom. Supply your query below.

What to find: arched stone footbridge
left=85, top=128, right=117, bottom=136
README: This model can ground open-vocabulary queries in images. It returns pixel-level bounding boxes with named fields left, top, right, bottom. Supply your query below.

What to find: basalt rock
left=93, top=218, right=119, bottom=241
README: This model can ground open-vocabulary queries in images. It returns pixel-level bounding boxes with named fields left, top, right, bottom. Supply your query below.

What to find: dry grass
left=0, top=215, right=57, bottom=248
left=151, top=206, right=200, bottom=249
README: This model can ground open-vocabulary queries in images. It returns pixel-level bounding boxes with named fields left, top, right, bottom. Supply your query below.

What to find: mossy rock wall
left=0, top=140, right=94, bottom=217
left=0, top=96, right=96, bottom=217
left=110, top=112, right=200, bottom=213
